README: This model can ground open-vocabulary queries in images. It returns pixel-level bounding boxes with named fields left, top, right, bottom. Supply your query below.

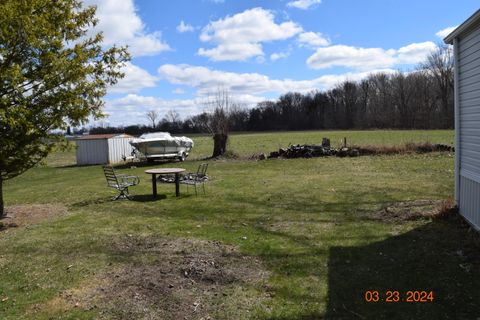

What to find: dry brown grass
left=431, top=198, right=458, bottom=220
left=367, top=198, right=458, bottom=223
left=1, top=204, right=68, bottom=232
left=33, top=236, right=269, bottom=319
left=352, top=142, right=454, bottom=156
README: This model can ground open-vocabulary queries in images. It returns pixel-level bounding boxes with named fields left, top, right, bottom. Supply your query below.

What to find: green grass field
left=188, top=129, right=455, bottom=159
left=1, top=130, right=479, bottom=319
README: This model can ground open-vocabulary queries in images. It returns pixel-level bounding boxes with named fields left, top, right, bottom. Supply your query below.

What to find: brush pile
left=264, top=144, right=359, bottom=159
left=259, top=139, right=454, bottom=160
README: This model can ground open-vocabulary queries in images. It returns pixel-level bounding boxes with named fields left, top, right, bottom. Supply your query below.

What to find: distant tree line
left=89, top=45, right=454, bottom=136
left=90, top=109, right=189, bottom=135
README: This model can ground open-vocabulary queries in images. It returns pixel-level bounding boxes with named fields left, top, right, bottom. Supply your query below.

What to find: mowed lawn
left=1, top=130, right=479, bottom=319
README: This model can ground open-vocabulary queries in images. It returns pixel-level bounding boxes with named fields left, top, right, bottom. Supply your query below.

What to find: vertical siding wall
left=76, top=139, right=109, bottom=165
left=458, top=23, right=480, bottom=230
left=107, top=138, right=135, bottom=164
left=459, top=176, right=480, bottom=229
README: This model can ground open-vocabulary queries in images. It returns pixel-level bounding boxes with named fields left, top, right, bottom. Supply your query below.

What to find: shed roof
left=444, top=9, right=480, bottom=44
left=77, top=134, right=133, bottom=140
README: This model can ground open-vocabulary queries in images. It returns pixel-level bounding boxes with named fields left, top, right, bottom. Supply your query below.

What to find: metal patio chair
left=102, top=165, right=140, bottom=200
left=157, top=174, right=175, bottom=183
left=180, top=163, right=209, bottom=196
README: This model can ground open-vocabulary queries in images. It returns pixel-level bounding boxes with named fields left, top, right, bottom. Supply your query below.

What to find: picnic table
left=144, top=168, right=186, bottom=198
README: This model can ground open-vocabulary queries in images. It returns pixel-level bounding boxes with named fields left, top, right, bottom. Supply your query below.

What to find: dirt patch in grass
left=46, top=237, right=269, bottom=319
left=0, top=204, right=68, bottom=231
left=367, top=199, right=455, bottom=222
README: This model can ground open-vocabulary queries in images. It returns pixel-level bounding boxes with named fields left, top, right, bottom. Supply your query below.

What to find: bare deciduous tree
left=163, top=109, right=181, bottom=124
left=422, top=44, right=454, bottom=128
left=338, top=81, right=358, bottom=129
left=203, top=89, right=235, bottom=157
left=146, top=110, right=159, bottom=129
left=391, top=71, right=414, bottom=128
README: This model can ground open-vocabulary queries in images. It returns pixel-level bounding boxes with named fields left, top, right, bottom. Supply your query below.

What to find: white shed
left=445, top=9, right=480, bottom=231
left=76, top=134, right=135, bottom=165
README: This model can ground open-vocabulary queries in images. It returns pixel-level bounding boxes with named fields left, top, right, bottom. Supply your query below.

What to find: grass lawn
left=1, top=130, right=478, bottom=319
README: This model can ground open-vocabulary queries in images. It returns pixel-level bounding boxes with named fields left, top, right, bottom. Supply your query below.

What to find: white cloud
left=307, top=45, right=396, bottom=70
left=270, top=51, right=290, bottom=61
left=256, top=55, right=266, bottom=64
left=396, top=42, right=438, bottom=64
left=198, top=43, right=263, bottom=61
left=177, top=20, right=195, bottom=33
left=198, top=7, right=302, bottom=61
left=436, top=26, right=458, bottom=39
left=104, top=93, right=264, bottom=125
left=109, top=62, right=158, bottom=94
left=83, top=0, right=170, bottom=57
left=287, top=0, right=322, bottom=10
left=298, top=31, right=330, bottom=47
left=105, top=94, right=198, bottom=124
left=173, top=88, right=186, bottom=94
left=306, top=42, right=437, bottom=70
left=158, top=64, right=395, bottom=96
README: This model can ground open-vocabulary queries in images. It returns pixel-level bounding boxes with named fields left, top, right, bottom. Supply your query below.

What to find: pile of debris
left=261, top=145, right=358, bottom=160
left=259, top=138, right=352, bottom=160
left=258, top=138, right=454, bottom=160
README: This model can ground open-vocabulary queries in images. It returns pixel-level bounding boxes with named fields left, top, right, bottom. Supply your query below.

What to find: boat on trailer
left=129, top=132, right=194, bottom=162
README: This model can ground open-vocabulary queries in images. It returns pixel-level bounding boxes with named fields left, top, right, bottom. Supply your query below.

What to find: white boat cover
left=130, top=132, right=194, bottom=147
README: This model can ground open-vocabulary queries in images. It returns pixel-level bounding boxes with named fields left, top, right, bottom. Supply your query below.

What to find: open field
left=1, top=130, right=479, bottom=319
left=190, top=130, right=455, bottom=159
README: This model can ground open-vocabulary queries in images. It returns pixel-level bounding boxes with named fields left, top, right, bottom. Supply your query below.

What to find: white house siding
left=76, top=139, right=109, bottom=165
left=459, top=175, right=480, bottom=229
left=456, top=20, right=480, bottom=230
left=107, top=137, right=135, bottom=163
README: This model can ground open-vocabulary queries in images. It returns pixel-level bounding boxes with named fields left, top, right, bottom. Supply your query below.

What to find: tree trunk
left=0, top=176, right=4, bottom=218
left=212, top=134, right=228, bottom=157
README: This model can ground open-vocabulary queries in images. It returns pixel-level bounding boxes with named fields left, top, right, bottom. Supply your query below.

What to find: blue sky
left=85, top=0, right=479, bottom=126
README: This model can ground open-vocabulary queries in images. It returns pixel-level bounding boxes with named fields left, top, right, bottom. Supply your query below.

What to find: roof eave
left=444, top=9, right=480, bottom=44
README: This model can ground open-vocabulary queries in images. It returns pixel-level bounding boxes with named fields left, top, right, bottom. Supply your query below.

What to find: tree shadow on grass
left=71, top=194, right=167, bottom=207
left=232, top=206, right=478, bottom=320
left=70, top=197, right=113, bottom=207
left=51, top=164, right=81, bottom=169
left=130, top=194, right=167, bottom=202
left=325, top=215, right=480, bottom=320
